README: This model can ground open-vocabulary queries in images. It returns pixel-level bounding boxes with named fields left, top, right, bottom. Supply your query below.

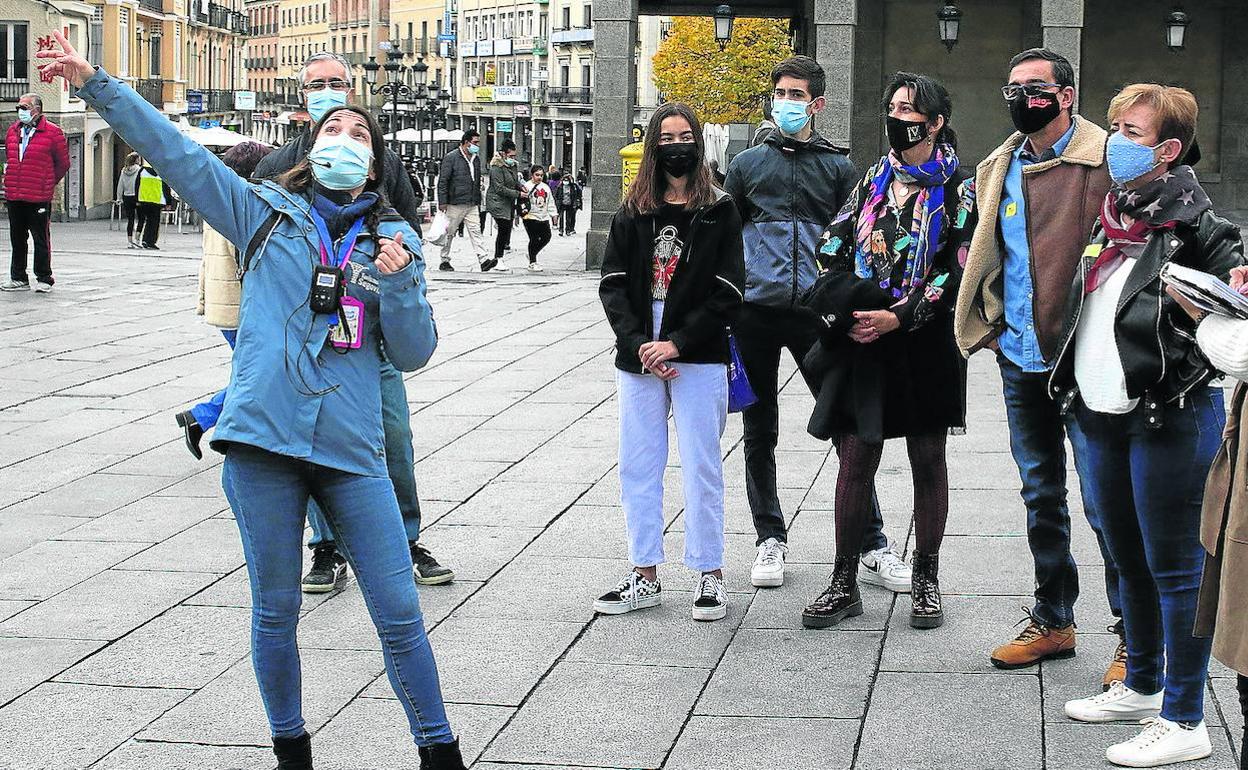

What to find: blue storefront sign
left=187, top=90, right=204, bottom=115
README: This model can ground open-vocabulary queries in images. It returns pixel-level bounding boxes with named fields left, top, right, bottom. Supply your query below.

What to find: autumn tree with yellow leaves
left=651, top=17, right=794, bottom=124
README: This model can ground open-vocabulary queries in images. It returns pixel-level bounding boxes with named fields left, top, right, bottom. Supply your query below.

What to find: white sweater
left=1197, top=314, right=1248, bottom=383
left=1075, top=258, right=1139, bottom=414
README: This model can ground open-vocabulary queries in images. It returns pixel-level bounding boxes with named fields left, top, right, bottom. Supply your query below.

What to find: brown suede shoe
left=989, top=607, right=1077, bottom=670
left=1103, top=632, right=1128, bottom=691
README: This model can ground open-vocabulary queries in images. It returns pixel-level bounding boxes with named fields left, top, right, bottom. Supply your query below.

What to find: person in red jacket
left=2, top=93, right=70, bottom=293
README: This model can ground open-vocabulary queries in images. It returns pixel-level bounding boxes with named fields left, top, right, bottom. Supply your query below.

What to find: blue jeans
left=308, top=360, right=422, bottom=548
left=221, top=443, right=453, bottom=744
left=1075, top=388, right=1223, bottom=724
left=997, top=355, right=1121, bottom=628
left=189, top=329, right=237, bottom=429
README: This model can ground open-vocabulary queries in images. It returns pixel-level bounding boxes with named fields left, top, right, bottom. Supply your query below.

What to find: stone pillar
left=1041, top=0, right=1084, bottom=110
left=808, top=0, right=857, bottom=147
left=573, top=119, right=588, bottom=176
left=553, top=120, right=565, bottom=169
left=586, top=0, right=638, bottom=269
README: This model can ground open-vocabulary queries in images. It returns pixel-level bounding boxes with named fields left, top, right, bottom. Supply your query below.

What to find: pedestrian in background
left=521, top=166, right=556, bottom=272
left=486, top=139, right=522, bottom=270
left=596, top=101, right=745, bottom=623
left=116, top=152, right=143, bottom=248
left=558, top=171, right=583, bottom=236
left=437, top=129, right=492, bottom=272
left=2, top=93, right=69, bottom=293
left=175, top=141, right=273, bottom=459
left=799, top=72, right=974, bottom=631
left=1053, top=83, right=1243, bottom=768
left=135, top=159, right=171, bottom=250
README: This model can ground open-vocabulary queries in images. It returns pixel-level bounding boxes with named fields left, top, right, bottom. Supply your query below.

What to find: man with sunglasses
left=252, top=52, right=453, bottom=593
left=1, top=94, right=69, bottom=293
left=955, top=48, right=1122, bottom=684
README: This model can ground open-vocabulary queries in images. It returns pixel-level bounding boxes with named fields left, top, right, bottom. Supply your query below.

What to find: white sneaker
left=33, top=282, right=52, bottom=293
left=492, top=262, right=511, bottom=273
left=1065, top=681, right=1164, bottom=723
left=691, top=573, right=727, bottom=622
left=751, top=537, right=787, bottom=588
left=527, top=262, right=543, bottom=272
left=1106, top=717, right=1212, bottom=767
left=860, top=541, right=912, bottom=592
left=0, top=279, right=29, bottom=291
left=593, top=570, right=662, bottom=615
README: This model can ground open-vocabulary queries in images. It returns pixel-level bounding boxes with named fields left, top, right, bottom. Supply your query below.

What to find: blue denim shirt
left=997, top=118, right=1078, bottom=372
left=78, top=69, right=437, bottom=477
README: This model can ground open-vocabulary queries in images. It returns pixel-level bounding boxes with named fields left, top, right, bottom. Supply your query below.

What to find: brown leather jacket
left=954, top=117, right=1112, bottom=359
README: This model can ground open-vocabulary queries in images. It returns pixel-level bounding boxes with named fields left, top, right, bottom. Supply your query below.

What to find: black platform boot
left=910, top=552, right=944, bottom=629
left=419, top=738, right=467, bottom=770
left=801, top=556, right=863, bottom=629
left=272, top=733, right=312, bottom=770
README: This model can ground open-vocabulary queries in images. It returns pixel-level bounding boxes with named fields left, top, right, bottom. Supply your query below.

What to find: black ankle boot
left=910, top=551, right=944, bottom=629
left=418, top=738, right=467, bottom=770
left=801, top=556, right=862, bottom=629
left=272, top=733, right=312, bottom=770
left=175, top=411, right=205, bottom=460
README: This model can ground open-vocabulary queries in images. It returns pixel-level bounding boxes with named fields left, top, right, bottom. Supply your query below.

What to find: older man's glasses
left=302, top=78, right=351, bottom=93
left=1001, top=83, right=1063, bottom=101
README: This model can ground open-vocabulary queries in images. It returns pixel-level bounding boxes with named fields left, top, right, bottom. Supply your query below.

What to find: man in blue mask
left=724, top=56, right=908, bottom=594
left=251, top=51, right=454, bottom=593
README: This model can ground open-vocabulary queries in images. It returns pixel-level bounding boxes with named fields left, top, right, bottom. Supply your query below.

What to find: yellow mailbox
left=619, top=141, right=644, bottom=196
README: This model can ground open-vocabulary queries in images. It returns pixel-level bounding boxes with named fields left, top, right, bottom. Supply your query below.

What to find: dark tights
left=835, top=434, right=949, bottom=558
left=1239, top=675, right=1246, bottom=770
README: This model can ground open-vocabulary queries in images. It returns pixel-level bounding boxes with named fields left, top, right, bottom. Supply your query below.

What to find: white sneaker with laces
left=0, top=279, right=29, bottom=291
left=593, top=570, right=662, bottom=615
left=1065, top=681, right=1164, bottom=723
left=751, top=537, right=787, bottom=587
left=1106, top=717, right=1211, bottom=767
left=527, top=262, right=543, bottom=272
left=692, top=573, right=727, bottom=621
left=33, top=282, right=52, bottom=293
left=859, top=541, right=912, bottom=592
left=492, top=262, right=512, bottom=273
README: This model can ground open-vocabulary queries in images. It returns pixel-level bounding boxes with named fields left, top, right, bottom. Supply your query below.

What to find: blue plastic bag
left=727, top=328, right=757, bottom=413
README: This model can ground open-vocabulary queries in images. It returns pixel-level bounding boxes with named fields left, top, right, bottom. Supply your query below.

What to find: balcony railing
left=139, top=0, right=163, bottom=13
left=532, top=35, right=547, bottom=54
left=544, top=86, right=591, bottom=105
left=0, top=79, right=28, bottom=101
left=136, top=78, right=163, bottom=107
left=550, top=27, right=593, bottom=46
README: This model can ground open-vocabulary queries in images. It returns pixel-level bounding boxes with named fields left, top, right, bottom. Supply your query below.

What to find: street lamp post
left=364, top=46, right=452, bottom=205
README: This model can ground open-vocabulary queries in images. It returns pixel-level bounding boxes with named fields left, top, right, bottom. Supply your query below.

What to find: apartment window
left=88, top=8, right=104, bottom=68
left=539, top=13, right=547, bottom=37
left=559, top=59, right=569, bottom=86
left=560, top=7, right=570, bottom=30
left=149, top=28, right=162, bottom=76
left=583, top=5, right=591, bottom=26
left=581, top=63, right=590, bottom=87
left=173, top=22, right=181, bottom=80
left=0, top=22, right=28, bottom=81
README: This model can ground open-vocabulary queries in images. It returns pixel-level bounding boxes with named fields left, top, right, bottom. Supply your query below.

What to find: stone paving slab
left=1, top=223, right=1243, bottom=769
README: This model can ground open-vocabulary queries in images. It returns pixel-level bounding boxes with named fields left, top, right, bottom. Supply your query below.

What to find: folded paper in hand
left=1160, top=262, right=1248, bottom=320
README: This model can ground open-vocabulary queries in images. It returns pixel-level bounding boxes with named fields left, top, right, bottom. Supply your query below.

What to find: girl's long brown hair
left=623, top=102, right=717, bottom=216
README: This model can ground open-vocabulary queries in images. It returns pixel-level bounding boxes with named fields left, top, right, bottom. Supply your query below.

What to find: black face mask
left=885, top=116, right=930, bottom=153
left=657, top=142, right=699, bottom=178
left=1009, top=91, right=1062, bottom=135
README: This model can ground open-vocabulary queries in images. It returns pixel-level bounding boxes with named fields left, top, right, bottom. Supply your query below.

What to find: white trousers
left=616, top=302, right=728, bottom=572
left=440, top=203, right=486, bottom=264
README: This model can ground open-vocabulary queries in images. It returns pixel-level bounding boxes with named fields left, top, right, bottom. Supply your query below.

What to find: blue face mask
left=307, top=132, right=373, bottom=190
left=772, top=98, right=812, bottom=136
left=16, top=108, right=33, bottom=125
left=1106, top=131, right=1167, bottom=186
left=468, top=144, right=480, bottom=155
left=306, top=88, right=348, bottom=123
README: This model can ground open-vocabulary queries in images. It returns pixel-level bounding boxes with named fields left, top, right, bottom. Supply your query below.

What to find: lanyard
left=307, top=207, right=365, bottom=271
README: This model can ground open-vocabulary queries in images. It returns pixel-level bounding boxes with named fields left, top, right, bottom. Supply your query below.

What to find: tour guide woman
left=799, top=72, right=975, bottom=632
left=37, top=32, right=466, bottom=770
left=1052, top=83, right=1243, bottom=768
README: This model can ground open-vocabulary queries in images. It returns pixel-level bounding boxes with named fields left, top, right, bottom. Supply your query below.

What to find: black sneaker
left=480, top=258, right=498, bottom=272
left=301, top=546, right=347, bottom=594
left=174, top=410, right=204, bottom=460
left=438, top=261, right=455, bottom=272
left=593, top=570, right=662, bottom=615
left=692, top=573, right=728, bottom=622
left=411, top=542, right=454, bottom=585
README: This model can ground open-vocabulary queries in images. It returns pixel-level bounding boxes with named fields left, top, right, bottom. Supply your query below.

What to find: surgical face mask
left=505, top=157, right=518, bottom=167
left=772, top=98, right=812, bottom=136
left=1106, top=131, right=1167, bottom=186
left=468, top=144, right=480, bottom=155
left=17, top=108, right=33, bottom=125
left=306, top=88, right=348, bottom=123
left=307, top=132, right=374, bottom=191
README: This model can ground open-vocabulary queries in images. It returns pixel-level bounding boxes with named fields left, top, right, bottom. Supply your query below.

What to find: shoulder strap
left=241, top=210, right=283, bottom=276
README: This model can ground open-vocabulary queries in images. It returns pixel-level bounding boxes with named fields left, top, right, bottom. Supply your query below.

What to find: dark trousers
left=1239, top=675, right=1247, bottom=770
left=7, top=200, right=53, bottom=285
left=138, top=202, right=162, bottom=247
left=734, top=303, right=886, bottom=551
left=493, top=216, right=513, bottom=261
left=997, top=354, right=1122, bottom=629
left=1075, top=388, right=1223, bottom=724
left=522, top=218, right=551, bottom=262
left=563, top=207, right=578, bottom=235
left=122, top=195, right=139, bottom=238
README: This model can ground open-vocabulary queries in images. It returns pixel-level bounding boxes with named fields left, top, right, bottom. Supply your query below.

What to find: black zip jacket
left=1050, top=208, right=1244, bottom=423
left=599, top=190, right=746, bottom=373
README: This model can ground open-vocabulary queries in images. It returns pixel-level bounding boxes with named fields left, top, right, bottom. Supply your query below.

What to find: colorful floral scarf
left=839, top=146, right=959, bottom=298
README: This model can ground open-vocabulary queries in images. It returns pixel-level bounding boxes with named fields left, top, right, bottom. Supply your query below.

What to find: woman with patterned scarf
left=799, top=72, right=976, bottom=632
left=1049, top=84, right=1244, bottom=769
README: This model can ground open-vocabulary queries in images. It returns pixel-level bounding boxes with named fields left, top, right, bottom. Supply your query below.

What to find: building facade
left=245, top=0, right=280, bottom=142
left=185, top=0, right=250, bottom=133
left=329, top=0, right=391, bottom=101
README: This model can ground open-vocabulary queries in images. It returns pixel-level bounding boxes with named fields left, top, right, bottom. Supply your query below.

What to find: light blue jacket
left=78, top=69, right=437, bottom=477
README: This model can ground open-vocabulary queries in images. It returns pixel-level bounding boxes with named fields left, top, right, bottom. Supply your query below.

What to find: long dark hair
left=882, top=71, right=958, bottom=151
left=623, top=102, right=716, bottom=216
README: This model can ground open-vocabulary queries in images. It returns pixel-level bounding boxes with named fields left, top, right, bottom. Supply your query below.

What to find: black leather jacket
left=1049, top=208, right=1244, bottom=422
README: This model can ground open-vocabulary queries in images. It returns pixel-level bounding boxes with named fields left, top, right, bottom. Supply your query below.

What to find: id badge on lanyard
left=309, top=208, right=367, bottom=350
